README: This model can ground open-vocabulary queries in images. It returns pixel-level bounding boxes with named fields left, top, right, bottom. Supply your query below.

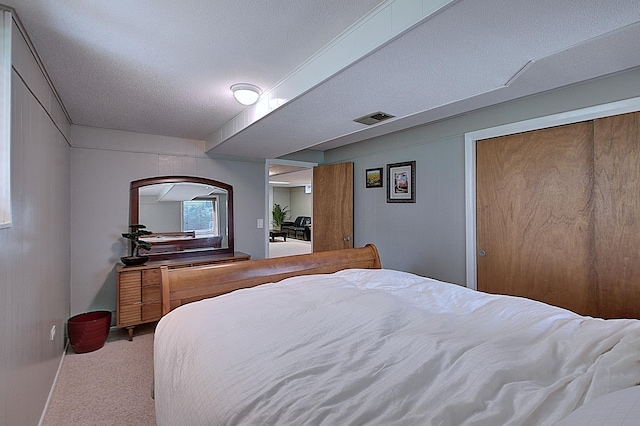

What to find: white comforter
left=154, top=269, right=640, bottom=425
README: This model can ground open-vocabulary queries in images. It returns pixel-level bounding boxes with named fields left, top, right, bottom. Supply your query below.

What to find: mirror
left=130, top=176, right=234, bottom=260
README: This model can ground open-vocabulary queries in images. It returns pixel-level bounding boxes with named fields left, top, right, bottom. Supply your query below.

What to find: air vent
left=353, top=111, right=395, bottom=125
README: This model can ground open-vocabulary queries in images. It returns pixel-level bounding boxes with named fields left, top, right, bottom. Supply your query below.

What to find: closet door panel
left=593, top=111, right=640, bottom=318
left=476, top=122, right=594, bottom=314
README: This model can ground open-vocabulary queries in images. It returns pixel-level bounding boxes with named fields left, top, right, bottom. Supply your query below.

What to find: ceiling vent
left=353, top=111, right=395, bottom=125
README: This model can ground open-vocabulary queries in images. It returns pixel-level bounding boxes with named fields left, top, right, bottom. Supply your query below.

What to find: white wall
left=69, top=126, right=266, bottom=316
left=0, top=18, right=71, bottom=426
left=325, top=67, right=640, bottom=286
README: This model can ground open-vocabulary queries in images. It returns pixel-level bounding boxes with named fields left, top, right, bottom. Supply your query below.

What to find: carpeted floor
left=43, top=322, right=157, bottom=426
left=269, top=238, right=311, bottom=258
left=42, top=242, right=309, bottom=425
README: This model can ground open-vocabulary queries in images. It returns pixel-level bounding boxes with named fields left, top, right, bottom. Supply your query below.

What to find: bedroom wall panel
left=0, top=18, right=70, bottom=426
left=321, top=67, right=640, bottom=287
left=69, top=125, right=265, bottom=317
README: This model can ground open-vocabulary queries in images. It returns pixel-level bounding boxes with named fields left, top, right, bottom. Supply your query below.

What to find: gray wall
left=325, top=67, right=640, bottom=287
left=289, top=186, right=312, bottom=218
left=271, top=186, right=291, bottom=227
left=139, top=196, right=182, bottom=232
left=0, top=19, right=71, bottom=426
left=269, top=186, right=311, bottom=228
left=70, top=125, right=265, bottom=316
left=3, top=11, right=639, bottom=423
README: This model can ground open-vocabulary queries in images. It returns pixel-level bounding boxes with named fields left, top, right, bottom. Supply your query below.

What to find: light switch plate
left=257, top=219, right=263, bottom=228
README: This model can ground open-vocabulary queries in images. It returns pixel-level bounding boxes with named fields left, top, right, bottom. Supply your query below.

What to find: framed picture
left=387, top=161, right=415, bottom=203
left=365, top=167, right=383, bottom=188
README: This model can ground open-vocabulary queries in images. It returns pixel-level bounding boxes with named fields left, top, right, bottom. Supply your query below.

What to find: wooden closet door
left=593, top=112, right=640, bottom=318
left=476, top=122, right=594, bottom=315
left=312, top=162, right=354, bottom=252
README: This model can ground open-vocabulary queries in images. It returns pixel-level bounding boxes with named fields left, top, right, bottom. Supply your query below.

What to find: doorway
left=266, top=159, right=316, bottom=258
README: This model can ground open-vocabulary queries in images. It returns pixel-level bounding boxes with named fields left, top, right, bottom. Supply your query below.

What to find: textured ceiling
left=4, top=0, right=640, bottom=159
left=209, top=0, right=640, bottom=158
left=5, top=0, right=383, bottom=139
left=269, top=165, right=312, bottom=187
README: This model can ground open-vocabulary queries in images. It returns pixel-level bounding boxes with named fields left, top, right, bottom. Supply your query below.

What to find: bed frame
left=160, top=244, right=381, bottom=314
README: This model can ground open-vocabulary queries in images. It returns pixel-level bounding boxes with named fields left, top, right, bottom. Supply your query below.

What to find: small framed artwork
left=365, top=167, right=383, bottom=188
left=387, top=161, right=415, bottom=203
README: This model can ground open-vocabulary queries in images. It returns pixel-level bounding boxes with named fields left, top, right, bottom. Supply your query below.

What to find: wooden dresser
left=116, top=252, right=250, bottom=339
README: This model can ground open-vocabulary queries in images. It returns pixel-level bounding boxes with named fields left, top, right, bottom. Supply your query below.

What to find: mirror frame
left=130, top=176, right=234, bottom=259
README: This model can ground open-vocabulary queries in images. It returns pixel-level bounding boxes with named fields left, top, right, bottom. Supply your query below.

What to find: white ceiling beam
left=205, top=0, right=456, bottom=153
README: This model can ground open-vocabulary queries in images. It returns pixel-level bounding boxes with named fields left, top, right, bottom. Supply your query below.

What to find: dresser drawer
left=119, top=280, right=142, bottom=305
left=142, top=285, right=161, bottom=303
left=142, top=268, right=161, bottom=286
left=142, top=303, right=162, bottom=321
left=116, top=252, right=249, bottom=339
left=118, top=304, right=141, bottom=325
left=119, top=270, right=141, bottom=286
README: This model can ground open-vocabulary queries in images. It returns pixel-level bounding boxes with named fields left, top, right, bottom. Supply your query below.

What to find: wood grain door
left=476, top=122, right=594, bottom=315
left=312, top=162, right=353, bottom=252
left=593, top=112, right=640, bottom=318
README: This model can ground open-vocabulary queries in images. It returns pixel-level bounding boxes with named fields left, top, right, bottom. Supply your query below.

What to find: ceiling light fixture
left=230, top=83, right=261, bottom=106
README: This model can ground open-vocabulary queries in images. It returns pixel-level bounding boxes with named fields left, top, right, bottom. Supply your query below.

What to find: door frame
left=265, top=159, right=317, bottom=257
left=464, top=96, right=640, bottom=290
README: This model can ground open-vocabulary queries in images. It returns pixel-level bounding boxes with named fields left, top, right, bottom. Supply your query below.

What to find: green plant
left=271, top=204, right=289, bottom=230
left=122, top=224, right=153, bottom=257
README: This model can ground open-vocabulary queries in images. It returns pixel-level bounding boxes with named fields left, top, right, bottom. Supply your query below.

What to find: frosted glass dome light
left=231, top=83, right=261, bottom=106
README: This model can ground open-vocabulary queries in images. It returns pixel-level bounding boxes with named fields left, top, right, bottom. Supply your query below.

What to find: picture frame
left=365, top=167, right=383, bottom=188
left=387, top=161, right=415, bottom=203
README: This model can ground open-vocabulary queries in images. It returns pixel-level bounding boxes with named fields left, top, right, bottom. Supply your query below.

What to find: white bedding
left=154, top=269, right=640, bottom=425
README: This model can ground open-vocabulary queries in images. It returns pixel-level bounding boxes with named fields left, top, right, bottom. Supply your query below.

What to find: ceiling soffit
left=207, top=1, right=640, bottom=159
left=205, top=0, right=457, bottom=152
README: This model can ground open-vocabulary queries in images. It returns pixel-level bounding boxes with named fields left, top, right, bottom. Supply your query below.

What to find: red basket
left=67, top=311, right=111, bottom=353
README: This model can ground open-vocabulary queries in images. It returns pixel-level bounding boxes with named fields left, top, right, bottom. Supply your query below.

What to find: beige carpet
left=269, top=238, right=312, bottom=258
left=43, top=322, right=157, bottom=426
left=42, top=243, right=308, bottom=425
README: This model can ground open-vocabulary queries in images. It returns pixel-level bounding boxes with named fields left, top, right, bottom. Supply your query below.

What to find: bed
left=140, top=232, right=224, bottom=255
left=153, top=245, right=640, bottom=425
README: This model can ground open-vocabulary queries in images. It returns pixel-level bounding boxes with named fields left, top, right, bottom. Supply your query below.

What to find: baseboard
left=38, top=340, right=68, bottom=426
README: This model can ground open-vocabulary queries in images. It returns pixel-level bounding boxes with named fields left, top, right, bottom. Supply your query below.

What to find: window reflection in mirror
left=183, top=200, right=218, bottom=235
left=130, top=176, right=234, bottom=259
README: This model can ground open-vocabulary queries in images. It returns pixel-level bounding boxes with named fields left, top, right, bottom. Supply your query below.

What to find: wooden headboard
left=160, top=244, right=381, bottom=314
